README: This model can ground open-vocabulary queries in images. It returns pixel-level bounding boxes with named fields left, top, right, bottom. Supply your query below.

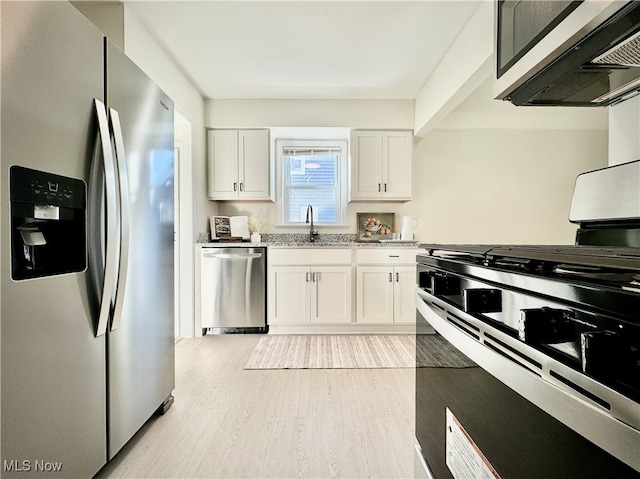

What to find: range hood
left=495, top=0, right=640, bottom=107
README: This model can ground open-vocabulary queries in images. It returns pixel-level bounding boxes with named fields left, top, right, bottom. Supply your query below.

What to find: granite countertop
left=197, top=233, right=419, bottom=248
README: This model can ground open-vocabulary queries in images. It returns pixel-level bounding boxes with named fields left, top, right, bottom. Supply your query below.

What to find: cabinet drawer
left=356, top=248, right=419, bottom=265
left=270, top=248, right=352, bottom=265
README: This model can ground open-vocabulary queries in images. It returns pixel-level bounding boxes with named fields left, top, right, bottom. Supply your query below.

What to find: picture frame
left=357, top=212, right=395, bottom=242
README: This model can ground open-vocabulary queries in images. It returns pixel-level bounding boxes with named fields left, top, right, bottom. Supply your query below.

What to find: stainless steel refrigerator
left=1, top=2, right=175, bottom=477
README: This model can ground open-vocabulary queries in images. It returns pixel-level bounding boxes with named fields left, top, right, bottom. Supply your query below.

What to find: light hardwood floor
left=96, top=334, right=417, bottom=479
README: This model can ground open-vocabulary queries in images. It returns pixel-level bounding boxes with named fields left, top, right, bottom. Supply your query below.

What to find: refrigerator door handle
left=91, top=99, right=118, bottom=337
left=109, top=108, right=130, bottom=332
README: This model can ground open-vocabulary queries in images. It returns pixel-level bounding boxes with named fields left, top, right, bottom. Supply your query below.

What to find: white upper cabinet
left=207, top=129, right=271, bottom=200
left=350, top=130, right=412, bottom=201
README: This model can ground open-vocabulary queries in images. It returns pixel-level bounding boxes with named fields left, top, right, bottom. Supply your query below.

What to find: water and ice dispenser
left=10, top=166, right=86, bottom=280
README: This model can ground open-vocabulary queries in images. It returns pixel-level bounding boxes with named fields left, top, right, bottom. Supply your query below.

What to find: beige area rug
left=244, top=334, right=476, bottom=370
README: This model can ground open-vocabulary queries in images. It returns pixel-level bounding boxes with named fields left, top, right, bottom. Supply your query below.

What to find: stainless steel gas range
left=415, top=161, right=640, bottom=479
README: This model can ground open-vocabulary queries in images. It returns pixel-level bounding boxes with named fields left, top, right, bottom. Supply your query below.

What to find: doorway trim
left=174, top=110, right=194, bottom=338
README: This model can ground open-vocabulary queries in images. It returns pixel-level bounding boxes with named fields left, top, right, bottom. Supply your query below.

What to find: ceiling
left=125, top=1, right=481, bottom=100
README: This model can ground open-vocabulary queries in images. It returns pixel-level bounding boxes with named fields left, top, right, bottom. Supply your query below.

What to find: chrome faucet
left=305, top=204, right=319, bottom=242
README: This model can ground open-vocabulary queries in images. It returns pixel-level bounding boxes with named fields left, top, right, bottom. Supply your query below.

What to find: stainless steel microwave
left=494, top=0, right=640, bottom=107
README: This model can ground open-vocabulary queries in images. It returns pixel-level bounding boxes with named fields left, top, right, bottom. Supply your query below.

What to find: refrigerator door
left=1, top=2, right=107, bottom=477
left=105, top=41, right=176, bottom=459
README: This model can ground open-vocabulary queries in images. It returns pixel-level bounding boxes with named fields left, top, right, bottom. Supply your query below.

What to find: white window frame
left=276, top=139, right=348, bottom=227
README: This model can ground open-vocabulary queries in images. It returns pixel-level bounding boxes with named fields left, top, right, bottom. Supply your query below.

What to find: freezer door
left=1, top=2, right=107, bottom=477
left=105, top=41, right=176, bottom=459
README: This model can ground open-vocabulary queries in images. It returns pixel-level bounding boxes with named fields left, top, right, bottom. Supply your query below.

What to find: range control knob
left=581, top=330, right=618, bottom=379
left=432, top=275, right=461, bottom=296
left=582, top=330, right=640, bottom=390
left=463, top=289, right=502, bottom=314
left=518, top=308, right=574, bottom=344
left=418, top=271, right=433, bottom=291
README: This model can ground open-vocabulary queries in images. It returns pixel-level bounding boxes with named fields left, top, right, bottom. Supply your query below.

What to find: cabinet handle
left=313, top=272, right=318, bottom=282
left=378, top=183, right=381, bottom=192
left=306, top=272, right=310, bottom=282
left=384, top=183, right=387, bottom=192
left=389, top=272, right=393, bottom=282
left=233, top=182, right=237, bottom=192
left=396, top=272, right=399, bottom=282
left=240, top=182, right=244, bottom=192
left=389, top=255, right=399, bottom=258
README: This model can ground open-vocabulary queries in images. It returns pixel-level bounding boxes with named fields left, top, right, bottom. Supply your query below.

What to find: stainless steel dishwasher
left=200, top=245, right=267, bottom=334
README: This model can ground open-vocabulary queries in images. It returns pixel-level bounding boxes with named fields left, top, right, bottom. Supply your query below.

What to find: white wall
left=206, top=99, right=414, bottom=129
left=412, top=128, right=607, bottom=244
left=414, top=76, right=608, bottom=245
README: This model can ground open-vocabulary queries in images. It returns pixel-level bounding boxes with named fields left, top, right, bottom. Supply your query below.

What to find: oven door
left=415, top=287, right=640, bottom=479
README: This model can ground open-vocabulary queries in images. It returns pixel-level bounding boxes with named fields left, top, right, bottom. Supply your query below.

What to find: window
left=277, top=139, right=347, bottom=226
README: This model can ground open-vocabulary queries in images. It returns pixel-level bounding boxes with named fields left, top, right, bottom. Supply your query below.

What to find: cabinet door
left=268, top=266, right=310, bottom=324
left=350, top=131, right=382, bottom=200
left=207, top=130, right=239, bottom=199
left=356, top=266, right=394, bottom=324
left=311, top=266, right=352, bottom=324
left=393, top=266, right=416, bottom=324
left=382, top=131, right=412, bottom=200
left=238, top=129, right=270, bottom=199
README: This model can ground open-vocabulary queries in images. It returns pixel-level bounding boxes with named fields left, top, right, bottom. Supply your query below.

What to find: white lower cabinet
left=393, top=266, right=418, bottom=323
left=356, top=266, right=415, bottom=324
left=355, top=248, right=418, bottom=325
left=269, top=266, right=310, bottom=324
left=268, top=249, right=352, bottom=326
left=311, top=266, right=352, bottom=323
left=269, top=265, right=352, bottom=324
left=356, top=267, right=394, bottom=324
left=268, top=247, right=417, bottom=332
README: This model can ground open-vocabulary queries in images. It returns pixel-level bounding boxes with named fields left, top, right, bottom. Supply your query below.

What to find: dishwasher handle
left=202, top=252, right=263, bottom=260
